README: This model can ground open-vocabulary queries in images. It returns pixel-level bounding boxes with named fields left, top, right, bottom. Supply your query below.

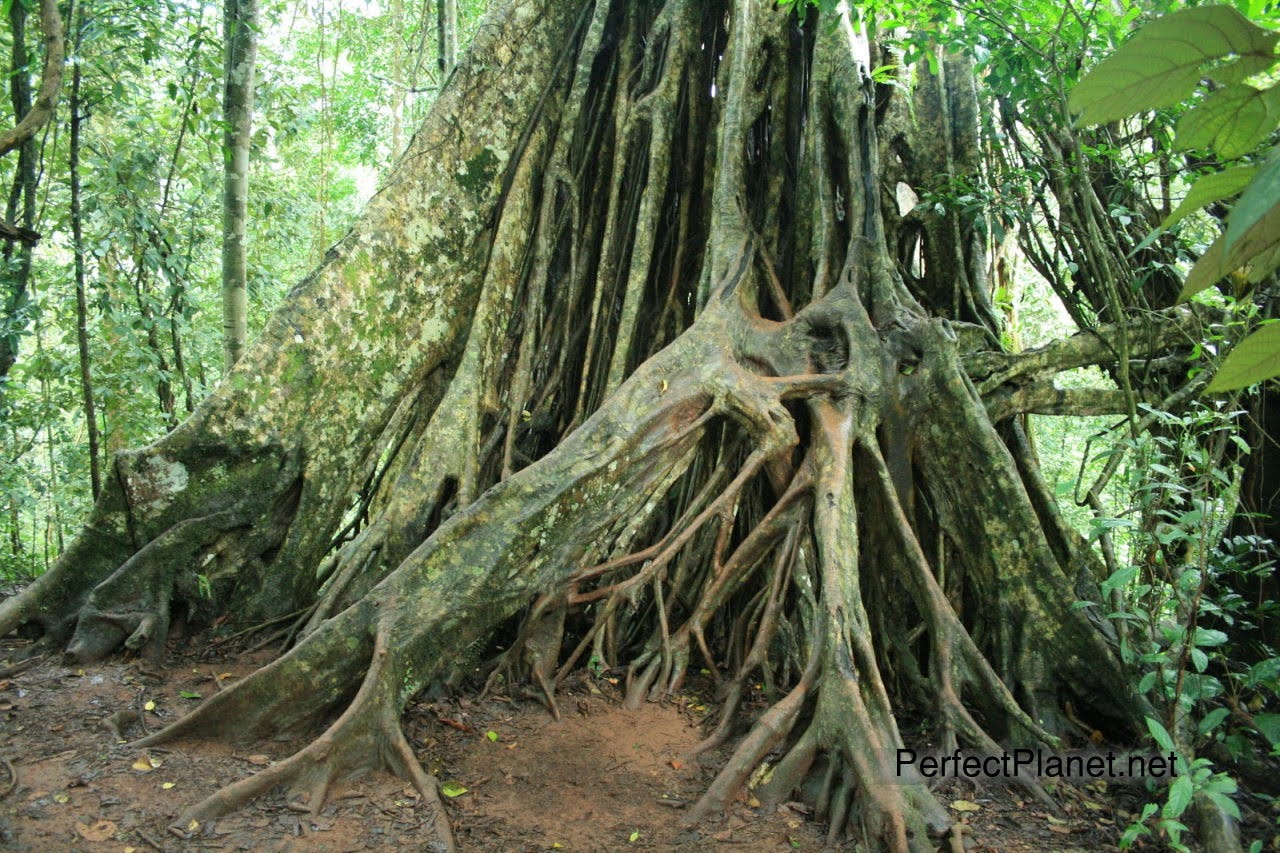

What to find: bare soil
left=0, top=637, right=1159, bottom=852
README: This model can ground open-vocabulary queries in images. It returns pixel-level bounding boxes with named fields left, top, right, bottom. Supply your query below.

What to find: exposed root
left=686, top=654, right=819, bottom=824
left=0, top=757, right=16, bottom=799
left=15, top=3, right=1157, bottom=852
left=141, top=631, right=454, bottom=852
left=0, top=653, right=45, bottom=678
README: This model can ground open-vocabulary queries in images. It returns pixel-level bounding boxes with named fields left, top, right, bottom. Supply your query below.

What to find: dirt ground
left=0, top=635, right=1206, bottom=852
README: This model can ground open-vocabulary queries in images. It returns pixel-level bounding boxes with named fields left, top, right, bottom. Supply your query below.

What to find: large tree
left=0, top=1, right=1217, bottom=849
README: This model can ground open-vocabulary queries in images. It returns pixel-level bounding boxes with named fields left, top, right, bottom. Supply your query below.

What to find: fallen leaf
left=629, top=830, right=641, bottom=842
left=187, top=819, right=200, bottom=832
left=162, top=782, right=176, bottom=789
left=131, top=756, right=155, bottom=773
left=670, top=759, right=683, bottom=770
left=1046, top=815, right=1069, bottom=825
left=949, top=799, right=981, bottom=812
left=1048, top=824, right=1073, bottom=835
left=440, top=781, right=468, bottom=798
left=75, top=818, right=116, bottom=842
left=52, top=792, right=69, bottom=804
left=246, top=754, right=271, bottom=765
left=485, top=730, right=499, bottom=742
left=143, top=700, right=156, bottom=712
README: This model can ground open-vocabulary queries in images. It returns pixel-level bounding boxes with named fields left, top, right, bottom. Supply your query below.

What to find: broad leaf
left=1227, top=148, right=1280, bottom=250
left=1197, top=706, right=1230, bottom=735
left=1251, top=712, right=1280, bottom=748
left=1245, top=239, right=1280, bottom=284
left=1147, top=716, right=1176, bottom=751
left=1164, top=774, right=1194, bottom=818
left=1207, top=323, right=1280, bottom=391
left=1210, top=52, right=1280, bottom=85
left=1181, top=232, right=1229, bottom=300
left=1174, top=84, right=1280, bottom=159
left=1183, top=201, right=1280, bottom=298
left=1071, top=6, right=1279, bottom=126
left=1208, top=790, right=1241, bottom=819
left=1160, top=165, right=1257, bottom=231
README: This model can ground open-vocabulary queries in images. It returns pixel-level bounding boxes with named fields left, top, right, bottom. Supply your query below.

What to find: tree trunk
left=69, top=0, right=102, bottom=500
left=0, top=0, right=63, bottom=159
left=221, top=0, right=258, bottom=371
left=437, top=0, right=458, bottom=76
left=2, top=1, right=1201, bottom=849
left=0, top=0, right=44, bottom=388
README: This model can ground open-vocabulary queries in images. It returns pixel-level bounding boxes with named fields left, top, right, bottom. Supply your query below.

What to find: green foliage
left=0, top=0, right=490, bottom=581
left=1072, top=5, right=1280, bottom=391
left=1074, top=403, right=1276, bottom=849
left=1069, top=6, right=1277, bottom=127
left=1208, top=321, right=1280, bottom=392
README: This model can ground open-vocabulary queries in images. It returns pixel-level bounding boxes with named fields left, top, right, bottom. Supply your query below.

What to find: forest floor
left=0, top=631, right=1187, bottom=852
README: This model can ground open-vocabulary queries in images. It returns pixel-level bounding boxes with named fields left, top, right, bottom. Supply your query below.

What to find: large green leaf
left=1182, top=200, right=1280, bottom=298
left=1226, top=147, right=1280, bottom=250
left=1174, top=84, right=1280, bottom=159
left=1160, top=164, right=1256, bottom=231
left=1164, top=774, right=1194, bottom=819
left=1253, top=712, right=1280, bottom=748
left=1210, top=52, right=1280, bottom=85
left=1245, top=239, right=1280, bottom=284
left=1071, top=6, right=1279, bottom=126
left=1207, top=323, right=1280, bottom=391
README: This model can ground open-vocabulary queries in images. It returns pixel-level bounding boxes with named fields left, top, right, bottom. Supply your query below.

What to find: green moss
left=457, top=147, right=501, bottom=198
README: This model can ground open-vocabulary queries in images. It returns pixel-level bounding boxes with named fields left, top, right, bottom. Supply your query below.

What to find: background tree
left=221, top=0, right=259, bottom=370
left=0, top=0, right=63, bottom=386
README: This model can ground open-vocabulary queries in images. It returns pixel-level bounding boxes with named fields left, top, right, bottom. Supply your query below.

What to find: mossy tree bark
left=1, top=1, right=1211, bottom=850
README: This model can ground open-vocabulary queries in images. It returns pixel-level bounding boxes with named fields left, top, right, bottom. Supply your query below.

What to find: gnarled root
left=138, top=628, right=455, bottom=851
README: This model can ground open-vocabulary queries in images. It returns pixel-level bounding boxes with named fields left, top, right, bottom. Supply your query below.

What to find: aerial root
left=686, top=653, right=819, bottom=824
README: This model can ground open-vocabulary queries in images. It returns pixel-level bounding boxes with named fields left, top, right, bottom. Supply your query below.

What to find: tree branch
left=0, top=0, right=64, bottom=158
left=984, top=383, right=1151, bottom=421
left=965, top=304, right=1214, bottom=394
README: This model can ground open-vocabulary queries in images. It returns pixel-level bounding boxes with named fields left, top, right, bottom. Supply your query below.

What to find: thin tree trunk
left=69, top=0, right=102, bottom=499
left=0, top=0, right=63, bottom=159
left=436, top=0, right=457, bottom=75
left=0, top=1, right=40, bottom=387
left=221, top=0, right=258, bottom=371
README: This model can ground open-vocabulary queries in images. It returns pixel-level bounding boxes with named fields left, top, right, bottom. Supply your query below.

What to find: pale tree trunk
left=0, top=0, right=63, bottom=159
left=1, top=1, right=1213, bottom=850
left=221, top=0, right=258, bottom=371
left=437, top=0, right=458, bottom=75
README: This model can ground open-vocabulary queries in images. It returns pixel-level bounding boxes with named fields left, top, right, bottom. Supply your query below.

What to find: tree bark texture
left=0, top=0, right=48, bottom=387
left=221, top=0, right=258, bottom=371
left=1, top=1, right=1213, bottom=849
left=0, top=0, right=63, bottom=159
